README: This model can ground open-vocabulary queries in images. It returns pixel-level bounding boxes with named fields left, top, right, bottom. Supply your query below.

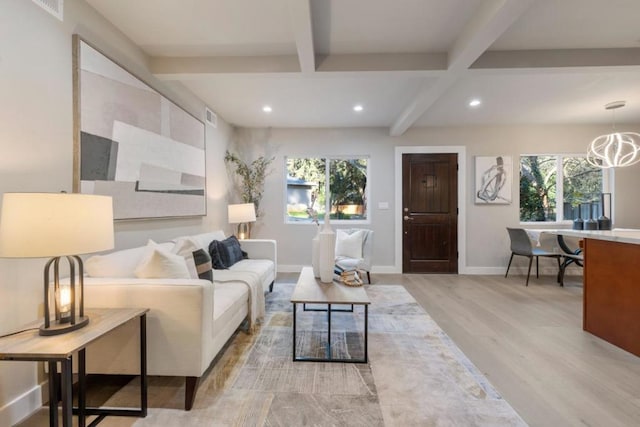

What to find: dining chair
left=505, top=227, right=562, bottom=286
left=556, top=235, right=584, bottom=286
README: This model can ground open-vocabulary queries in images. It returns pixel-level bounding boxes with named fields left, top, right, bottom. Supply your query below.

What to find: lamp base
left=39, top=316, right=90, bottom=336
left=237, top=222, right=252, bottom=240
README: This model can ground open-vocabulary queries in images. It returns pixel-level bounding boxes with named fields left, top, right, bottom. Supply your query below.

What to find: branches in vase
left=224, top=150, right=274, bottom=218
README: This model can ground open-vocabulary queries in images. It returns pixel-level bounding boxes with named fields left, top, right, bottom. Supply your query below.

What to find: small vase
left=311, top=227, right=320, bottom=278
left=573, top=217, right=584, bottom=230
left=584, top=202, right=598, bottom=230
left=318, top=216, right=336, bottom=283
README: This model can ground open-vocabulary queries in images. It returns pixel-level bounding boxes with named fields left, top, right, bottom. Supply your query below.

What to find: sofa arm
left=81, top=277, right=215, bottom=378
left=240, top=239, right=277, bottom=271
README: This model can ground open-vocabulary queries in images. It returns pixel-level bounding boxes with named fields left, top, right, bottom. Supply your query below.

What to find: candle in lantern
left=57, top=285, right=71, bottom=322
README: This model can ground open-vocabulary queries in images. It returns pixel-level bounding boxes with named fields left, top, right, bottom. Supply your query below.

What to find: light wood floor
left=386, top=273, right=640, bottom=427
left=16, top=273, right=640, bottom=426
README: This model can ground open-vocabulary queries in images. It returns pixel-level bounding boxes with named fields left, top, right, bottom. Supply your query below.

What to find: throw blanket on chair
left=213, top=270, right=265, bottom=331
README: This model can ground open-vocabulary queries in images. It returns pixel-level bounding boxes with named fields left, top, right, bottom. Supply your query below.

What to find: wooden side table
left=0, top=308, right=148, bottom=427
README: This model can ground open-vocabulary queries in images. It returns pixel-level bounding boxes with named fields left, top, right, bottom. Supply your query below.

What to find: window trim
left=284, top=155, right=371, bottom=225
left=519, top=152, right=612, bottom=225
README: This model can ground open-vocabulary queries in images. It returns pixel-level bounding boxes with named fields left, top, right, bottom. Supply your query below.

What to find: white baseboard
left=277, top=265, right=400, bottom=274
left=278, top=265, right=581, bottom=277
left=0, top=383, right=43, bottom=427
left=277, top=264, right=302, bottom=273
left=371, top=266, right=400, bottom=274
left=463, top=267, right=506, bottom=275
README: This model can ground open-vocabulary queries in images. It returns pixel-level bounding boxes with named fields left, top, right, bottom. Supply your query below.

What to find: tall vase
left=598, top=192, right=612, bottom=230
left=311, top=227, right=320, bottom=278
left=318, top=215, right=336, bottom=283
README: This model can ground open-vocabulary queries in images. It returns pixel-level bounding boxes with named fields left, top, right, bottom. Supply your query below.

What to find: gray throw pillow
left=192, top=249, right=213, bottom=281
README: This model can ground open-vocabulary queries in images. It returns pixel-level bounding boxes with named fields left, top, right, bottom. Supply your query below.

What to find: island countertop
left=543, top=228, right=640, bottom=245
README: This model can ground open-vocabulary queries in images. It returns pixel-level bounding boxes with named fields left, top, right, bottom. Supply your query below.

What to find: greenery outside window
left=286, top=156, right=368, bottom=223
left=520, top=154, right=608, bottom=223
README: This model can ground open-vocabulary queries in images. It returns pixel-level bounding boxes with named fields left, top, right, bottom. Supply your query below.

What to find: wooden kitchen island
left=555, top=229, right=640, bottom=357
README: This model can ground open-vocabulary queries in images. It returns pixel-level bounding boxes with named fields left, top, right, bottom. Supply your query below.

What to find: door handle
left=403, top=215, right=414, bottom=221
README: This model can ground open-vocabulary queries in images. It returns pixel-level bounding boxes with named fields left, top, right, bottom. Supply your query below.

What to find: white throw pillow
left=173, top=231, right=226, bottom=251
left=335, top=229, right=365, bottom=259
left=85, top=246, right=148, bottom=277
left=171, top=237, right=201, bottom=279
left=134, top=240, right=190, bottom=279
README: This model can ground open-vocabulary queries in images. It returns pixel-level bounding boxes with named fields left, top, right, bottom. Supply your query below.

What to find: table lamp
left=228, top=203, right=256, bottom=239
left=0, top=193, right=114, bottom=335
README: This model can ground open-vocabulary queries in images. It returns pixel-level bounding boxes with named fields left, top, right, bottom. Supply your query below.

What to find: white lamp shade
left=228, top=203, right=256, bottom=224
left=0, top=193, right=115, bottom=258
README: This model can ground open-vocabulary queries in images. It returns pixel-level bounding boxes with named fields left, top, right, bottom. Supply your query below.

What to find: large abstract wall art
left=475, top=156, right=512, bottom=204
left=73, top=36, right=206, bottom=220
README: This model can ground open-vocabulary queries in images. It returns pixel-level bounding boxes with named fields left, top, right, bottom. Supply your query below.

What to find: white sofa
left=80, top=231, right=276, bottom=410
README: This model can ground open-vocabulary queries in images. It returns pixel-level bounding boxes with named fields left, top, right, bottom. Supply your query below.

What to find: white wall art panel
left=475, top=155, right=512, bottom=204
left=74, top=36, right=206, bottom=219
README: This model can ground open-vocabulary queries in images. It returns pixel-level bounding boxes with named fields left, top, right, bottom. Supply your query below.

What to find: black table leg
left=292, top=302, right=369, bottom=363
left=48, top=361, right=59, bottom=427
left=327, top=304, right=332, bottom=359
left=72, top=313, right=148, bottom=425
left=78, top=349, right=86, bottom=427
left=364, top=304, right=368, bottom=363
left=60, top=357, right=72, bottom=427
left=292, top=302, right=297, bottom=361
left=140, top=314, right=148, bottom=416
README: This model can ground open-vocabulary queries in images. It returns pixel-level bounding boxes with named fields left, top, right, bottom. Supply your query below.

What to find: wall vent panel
left=205, top=107, right=217, bottom=128
left=32, top=0, right=63, bottom=21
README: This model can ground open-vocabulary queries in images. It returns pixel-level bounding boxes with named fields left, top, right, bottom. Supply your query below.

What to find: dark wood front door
left=402, top=153, right=458, bottom=273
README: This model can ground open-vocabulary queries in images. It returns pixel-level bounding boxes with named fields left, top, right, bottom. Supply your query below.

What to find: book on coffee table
left=333, top=265, right=364, bottom=286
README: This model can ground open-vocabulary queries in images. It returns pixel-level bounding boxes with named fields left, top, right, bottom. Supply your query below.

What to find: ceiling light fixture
left=353, top=105, right=363, bottom=112
left=468, top=99, right=481, bottom=107
left=587, top=101, right=640, bottom=168
left=262, top=105, right=272, bottom=113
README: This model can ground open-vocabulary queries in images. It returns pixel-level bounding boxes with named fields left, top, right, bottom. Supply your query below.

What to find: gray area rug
left=81, top=282, right=527, bottom=426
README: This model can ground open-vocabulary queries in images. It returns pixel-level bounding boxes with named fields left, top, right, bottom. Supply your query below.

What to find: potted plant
left=224, top=150, right=274, bottom=218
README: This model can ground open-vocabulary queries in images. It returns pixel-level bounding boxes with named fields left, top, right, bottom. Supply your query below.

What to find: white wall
left=241, top=125, right=640, bottom=273
left=0, top=1, right=233, bottom=424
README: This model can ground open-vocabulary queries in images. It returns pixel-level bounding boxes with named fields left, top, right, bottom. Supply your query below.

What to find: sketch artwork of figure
left=477, top=156, right=507, bottom=202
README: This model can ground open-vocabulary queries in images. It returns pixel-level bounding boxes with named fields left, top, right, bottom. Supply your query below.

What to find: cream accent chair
left=334, top=228, right=374, bottom=283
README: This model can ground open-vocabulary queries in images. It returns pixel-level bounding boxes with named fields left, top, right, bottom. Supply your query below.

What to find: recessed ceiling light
left=262, top=105, right=272, bottom=113
left=468, top=99, right=482, bottom=108
left=353, top=104, right=363, bottom=112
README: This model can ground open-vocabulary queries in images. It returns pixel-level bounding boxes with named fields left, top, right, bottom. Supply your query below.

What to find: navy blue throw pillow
left=208, top=240, right=226, bottom=269
left=208, top=236, right=245, bottom=269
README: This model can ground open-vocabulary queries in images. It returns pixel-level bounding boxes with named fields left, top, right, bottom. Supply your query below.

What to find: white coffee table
left=290, top=266, right=371, bottom=363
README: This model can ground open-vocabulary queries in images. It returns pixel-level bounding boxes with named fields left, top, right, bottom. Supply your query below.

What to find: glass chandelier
left=587, top=101, right=640, bottom=168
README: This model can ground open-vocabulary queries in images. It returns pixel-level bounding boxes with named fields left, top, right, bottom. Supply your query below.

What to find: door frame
left=394, top=146, right=467, bottom=274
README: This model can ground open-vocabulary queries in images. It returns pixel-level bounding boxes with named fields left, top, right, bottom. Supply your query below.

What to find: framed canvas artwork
left=475, top=156, right=512, bottom=204
left=73, top=36, right=206, bottom=220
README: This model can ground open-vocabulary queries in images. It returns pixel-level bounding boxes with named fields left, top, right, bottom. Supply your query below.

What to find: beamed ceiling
left=86, top=0, right=640, bottom=134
